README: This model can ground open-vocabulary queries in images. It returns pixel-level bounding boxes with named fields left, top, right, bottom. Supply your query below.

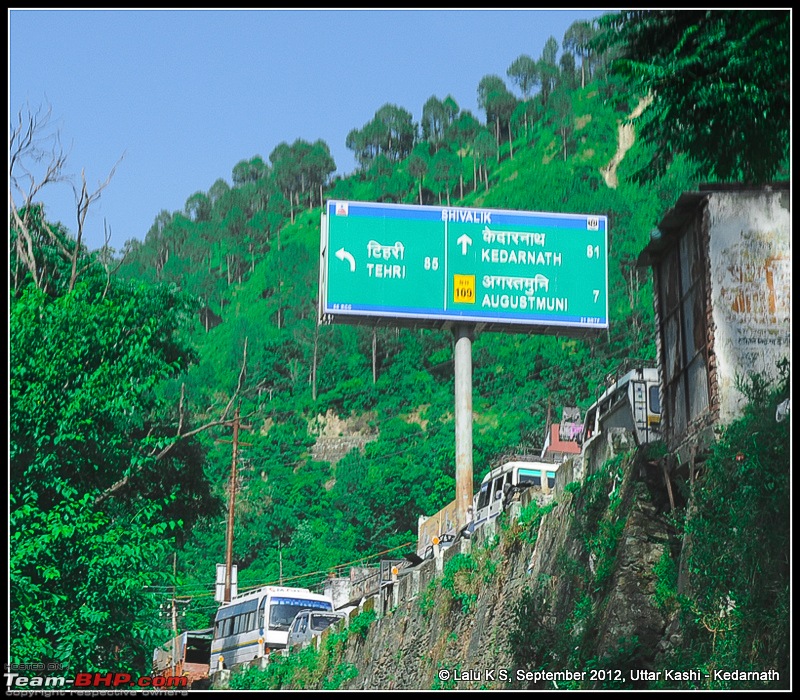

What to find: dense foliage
left=661, top=366, right=790, bottom=687
left=10, top=234, right=216, bottom=671
left=594, top=10, right=790, bottom=183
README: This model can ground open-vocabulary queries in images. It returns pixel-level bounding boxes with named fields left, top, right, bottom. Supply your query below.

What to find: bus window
left=258, top=598, right=267, bottom=629
left=649, top=384, right=661, bottom=415
left=493, top=477, right=504, bottom=501
left=517, top=468, right=540, bottom=486
left=291, top=616, right=303, bottom=634
left=546, top=472, right=556, bottom=489
left=476, top=482, right=491, bottom=511
left=184, top=638, right=210, bottom=665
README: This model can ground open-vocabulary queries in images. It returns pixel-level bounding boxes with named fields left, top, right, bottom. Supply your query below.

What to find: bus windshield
left=268, top=598, right=332, bottom=631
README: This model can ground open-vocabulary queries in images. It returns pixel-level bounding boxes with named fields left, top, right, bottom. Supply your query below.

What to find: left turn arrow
left=335, top=247, right=356, bottom=272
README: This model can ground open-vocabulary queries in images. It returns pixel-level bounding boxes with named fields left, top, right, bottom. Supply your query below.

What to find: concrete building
left=540, top=421, right=582, bottom=464
left=637, top=183, right=790, bottom=463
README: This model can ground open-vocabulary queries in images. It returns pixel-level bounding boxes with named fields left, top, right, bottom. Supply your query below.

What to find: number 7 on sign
left=593, top=290, right=600, bottom=303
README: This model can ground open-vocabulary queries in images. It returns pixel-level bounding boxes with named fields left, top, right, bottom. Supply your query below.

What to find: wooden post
left=217, top=405, right=252, bottom=603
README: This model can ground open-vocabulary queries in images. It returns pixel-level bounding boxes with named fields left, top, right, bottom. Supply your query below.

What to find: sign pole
left=453, top=324, right=474, bottom=532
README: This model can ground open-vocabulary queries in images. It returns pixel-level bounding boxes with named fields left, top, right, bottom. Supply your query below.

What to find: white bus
left=210, top=585, right=333, bottom=669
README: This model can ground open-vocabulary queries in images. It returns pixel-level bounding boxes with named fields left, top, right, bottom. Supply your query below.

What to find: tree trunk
left=276, top=227, right=283, bottom=330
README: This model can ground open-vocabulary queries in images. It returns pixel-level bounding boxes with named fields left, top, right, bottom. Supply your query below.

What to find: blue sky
left=9, top=9, right=608, bottom=252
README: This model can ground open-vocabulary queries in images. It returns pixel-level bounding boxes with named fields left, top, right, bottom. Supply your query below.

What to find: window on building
left=656, top=218, right=710, bottom=438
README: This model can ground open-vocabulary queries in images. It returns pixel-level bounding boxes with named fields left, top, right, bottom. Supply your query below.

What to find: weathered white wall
left=707, top=190, right=790, bottom=424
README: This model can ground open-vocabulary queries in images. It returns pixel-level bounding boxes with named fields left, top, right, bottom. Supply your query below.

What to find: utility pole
left=217, top=405, right=252, bottom=603
left=171, top=552, right=178, bottom=677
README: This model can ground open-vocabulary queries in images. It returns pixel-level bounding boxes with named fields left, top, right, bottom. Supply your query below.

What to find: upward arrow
left=457, top=234, right=473, bottom=255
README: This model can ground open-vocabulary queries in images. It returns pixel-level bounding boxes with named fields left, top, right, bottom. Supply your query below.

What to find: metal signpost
left=319, top=200, right=608, bottom=531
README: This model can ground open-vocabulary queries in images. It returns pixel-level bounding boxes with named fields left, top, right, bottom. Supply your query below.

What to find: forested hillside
left=113, top=43, right=697, bottom=637
left=10, top=11, right=789, bottom=675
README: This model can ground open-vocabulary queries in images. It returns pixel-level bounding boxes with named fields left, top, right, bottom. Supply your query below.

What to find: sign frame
left=319, top=200, right=609, bottom=337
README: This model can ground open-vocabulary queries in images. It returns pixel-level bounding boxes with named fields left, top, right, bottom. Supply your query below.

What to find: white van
left=286, top=610, right=346, bottom=650
left=472, top=460, right=556, bottom=530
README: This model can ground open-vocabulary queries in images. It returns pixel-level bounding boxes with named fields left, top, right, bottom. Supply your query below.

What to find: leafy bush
left=441, top=553, right=479, bottom=614
left=676, top=368, right=790, bottom=688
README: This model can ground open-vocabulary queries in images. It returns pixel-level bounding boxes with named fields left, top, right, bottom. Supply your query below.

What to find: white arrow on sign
left=457, top=234, right=473, bottom=255
left=335, top=247, right=356, bottom=272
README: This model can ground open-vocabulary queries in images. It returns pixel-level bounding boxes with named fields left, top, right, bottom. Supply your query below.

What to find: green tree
left=550, top=87, right=574, bottom=161
left=477, top=75, right=517, bottom=158
left=563, top=19, right=597, bottom=89
left=421, top=95, right=447, bottom=151
left=10, top=249, right=215, bottom=671
left=304, top=140, right=336, bottom=208
left=448, top=110, right=481, bottom=196
left=374, top=103, right=417, bottom=162
left=441, top=95, right=459, bottom=131
left=507, top=54, right=540, bottom=136
left=538, top=36, right=560, bottom=106
left=507, top=54, right=539, bottom=101
left=407, top=144, right=430, bottom=205
left=346, top=104, right=417, bottom=169
left=595, top=10, right=789, bottom=182
left=185, top=191, right=212, bottom=223
left=232, top=156, right=268, bottom=185
left=430, top=148, right=460, bottom=205
left=558, top=52, right=578, bottom=90
left=473, top=129, right=497, bottom=191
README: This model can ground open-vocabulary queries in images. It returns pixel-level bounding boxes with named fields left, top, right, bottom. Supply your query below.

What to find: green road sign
left=319, top=200, right=608, bottom=335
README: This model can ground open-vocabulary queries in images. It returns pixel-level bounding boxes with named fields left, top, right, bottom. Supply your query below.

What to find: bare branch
left=177, top=384, right=186, bottom=436
left=10, top=102, right=125, bottom=292
left=69, top=154, right=125, bottom=291
left=100, top=220, right=130, bottom=300
left=93, top=337, right=251, bottom=506
left=9, top=104, right=70, bottom=290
